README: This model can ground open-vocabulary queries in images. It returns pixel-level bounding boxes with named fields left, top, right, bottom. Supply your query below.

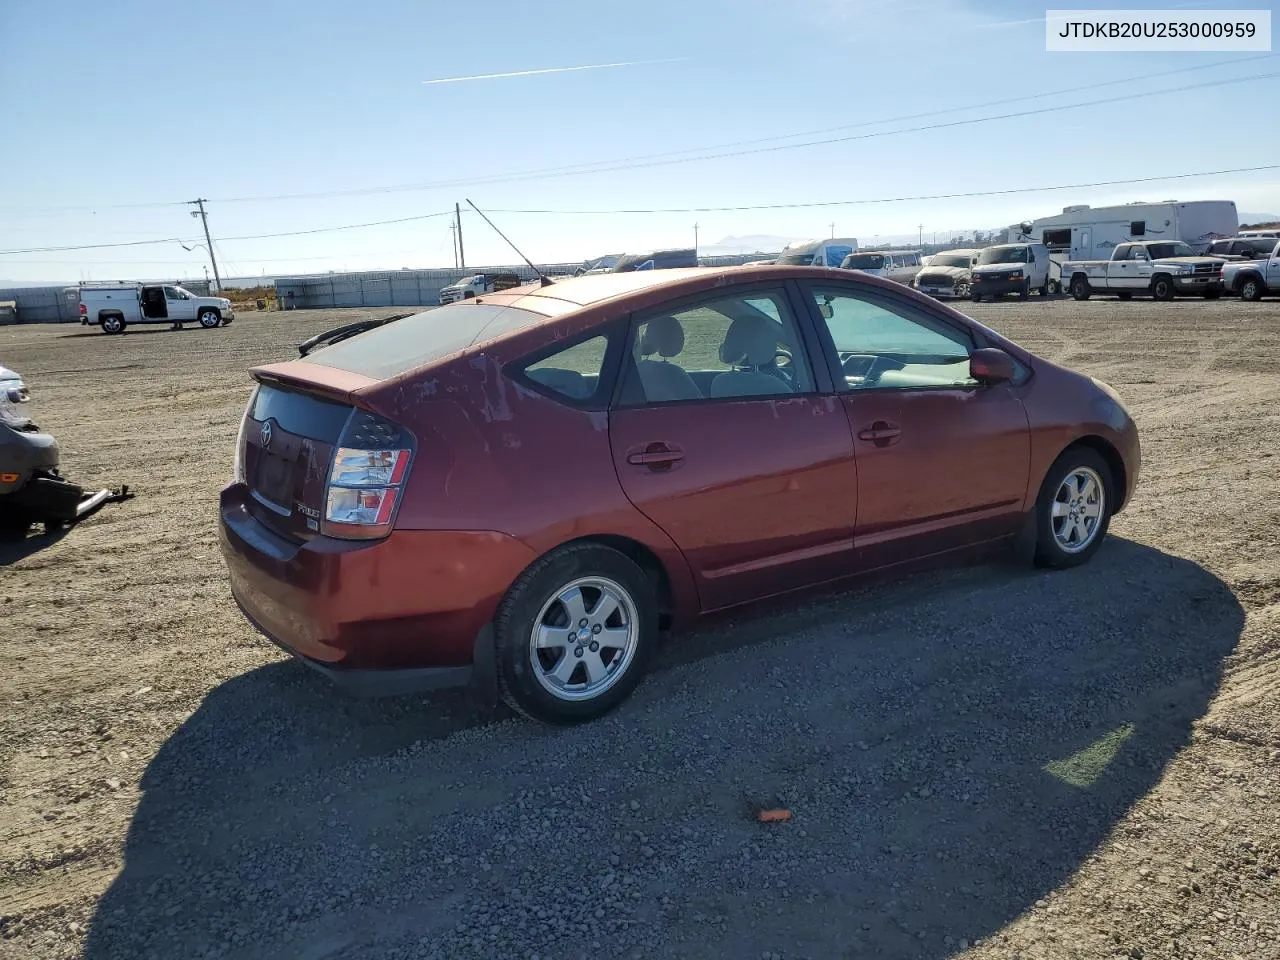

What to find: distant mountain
left=702, top=234, right=801, bottom=255
left=1240, top=213, right=1280, bottom=226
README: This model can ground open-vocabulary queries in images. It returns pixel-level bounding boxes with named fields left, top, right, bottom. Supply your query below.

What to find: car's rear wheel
left=100, top=315, right=125, bottom=334
left=1034, top=448, right=1113, bottom=569
left=494, top=543, right=656, bottom=723
left=198, top=308, right=221, bottom=328
left=1069, top=275, right=1091, bottom=300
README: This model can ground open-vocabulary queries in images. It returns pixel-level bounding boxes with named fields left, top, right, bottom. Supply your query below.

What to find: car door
left=608, top=284, right=859, bottom=611
left=1129, top=246, right=1154, bottom=287
left=798, top=281, right=1031, bottom=569
left=1268, top=247, right=1280, bottom=287
left=1109, top=244, right=1133, bottom=287
left=164, top=286, right=196, bottom=321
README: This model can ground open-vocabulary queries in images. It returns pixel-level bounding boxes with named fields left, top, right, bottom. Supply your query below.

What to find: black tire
left=198, top=309, right=221, bottom=328
left=1039, top=279, right=1050, bottom=296
left=1069, top=275, right=1091, bottom=300
left=100, top=314, right=125, bottom=335
left=0, top=503, right=32, bottom=541
left=1033, top=447, right=1114, bottom=569
left=970, top=291, right=982, bottom=303
left=1019, top=279, right=1030, bottom=300
left=1204, top=287, right=1221, bottom=300
left=1047, top=278, right=1061, bottom=295
left=1239, top=276, right=1265, bottom=301
left=1151, top=275, right=1176, bottom=301
left=494, top=543, right=657, bottom=723
left=1117, top=292, right=1133, bottom=300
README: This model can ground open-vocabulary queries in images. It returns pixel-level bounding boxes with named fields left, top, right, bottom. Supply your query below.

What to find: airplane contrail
left=423, top=57, right=687, bottom=85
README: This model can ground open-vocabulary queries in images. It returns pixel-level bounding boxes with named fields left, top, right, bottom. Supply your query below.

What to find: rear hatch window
left=244, top=384, right=352, bottom=540
left=303, top=303, right=543, bottom=380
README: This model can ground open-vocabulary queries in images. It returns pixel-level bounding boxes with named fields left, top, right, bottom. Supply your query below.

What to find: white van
left=841, top=250, right=922, bottom=285
left=79, top=282, right=233, bottom=334
left=776, top=238, right=860, bottom=268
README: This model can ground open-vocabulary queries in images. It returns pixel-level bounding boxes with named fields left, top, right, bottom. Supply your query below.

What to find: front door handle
left=626, top=442, right=685, bottom=469
left=857, top=421, right=902, bottom=446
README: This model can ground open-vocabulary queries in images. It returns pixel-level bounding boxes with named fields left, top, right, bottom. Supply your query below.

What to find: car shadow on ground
left=0, top=524, right=71, bottom=565
left=85, top=538, right=1242, bottom=960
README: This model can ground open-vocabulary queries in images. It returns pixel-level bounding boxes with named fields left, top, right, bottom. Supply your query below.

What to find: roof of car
left=472, top=266, right=864, bottom=317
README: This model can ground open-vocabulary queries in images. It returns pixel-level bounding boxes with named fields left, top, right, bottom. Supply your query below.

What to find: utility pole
left=829, top=222, right=836, bottom=239
left=918, top=223, right=923, bottom=247
left=188, top=198, right=222, bottom=293
left=693, top=222, right=699, bottom=255
left=455, top=203, right=466, bottom=269
left=450, top=221, right=459, bottom=268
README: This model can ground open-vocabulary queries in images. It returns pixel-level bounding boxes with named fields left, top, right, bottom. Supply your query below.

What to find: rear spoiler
left=250, top=361, right=380, bottom=405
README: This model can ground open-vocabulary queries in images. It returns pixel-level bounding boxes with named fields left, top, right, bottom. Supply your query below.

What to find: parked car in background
left=1221, top=239, right=1280, bottom=300
left=610, top=249, right=698, bottom=272
left=913, top=249, right=980, bottom=298
left=79, top=282, right=233, bottom=334
left=219, top=265, right=1140, bottom=723
left=970, top=243, right=1052, bottom=301
left=438, top=273, right=522, bottom=304
left=0, top=363, right=28, bottom=403
left=1064, top=241, right=1225, bottom=301
left=841, top=250, right=923, bottom=285
left=776, top=238, right=860, bottom=267
left=1205, top=237, right=1280, bottom=260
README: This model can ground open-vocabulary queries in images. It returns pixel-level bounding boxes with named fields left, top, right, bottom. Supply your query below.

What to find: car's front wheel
left=1034, top=448, right=1113, bottom=569
left=495, top=543, right=656, bottom=723
left=198, top=308, right=221, bottom=328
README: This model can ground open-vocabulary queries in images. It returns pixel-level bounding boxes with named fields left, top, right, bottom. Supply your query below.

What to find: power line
left=0, top=210, right=454, bottom=256
left=2, top=162, right=1275, bottom=259
left=199, top=63, right=1279, bottom=203
left=1, top=54, right=1272, bottom=218
left=486, top=164, right=1280, bottom=215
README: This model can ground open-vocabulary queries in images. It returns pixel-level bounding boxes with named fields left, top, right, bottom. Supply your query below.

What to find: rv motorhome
left=776, top=238, right=860, bottom=267
left=1003, top=200, right=1238, bottom=287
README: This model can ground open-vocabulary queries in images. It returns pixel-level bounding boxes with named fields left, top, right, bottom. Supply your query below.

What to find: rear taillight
left=322, top=409, right=414, bottom=540
left=78, top=303, right=86, bottom=317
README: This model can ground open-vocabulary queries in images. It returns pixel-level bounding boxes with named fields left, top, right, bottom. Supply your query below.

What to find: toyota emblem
left=260, top=420, right=273, bottom=448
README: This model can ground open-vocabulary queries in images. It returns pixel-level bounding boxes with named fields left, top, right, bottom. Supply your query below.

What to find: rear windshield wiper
left=298, top=313, right=414, bottom=358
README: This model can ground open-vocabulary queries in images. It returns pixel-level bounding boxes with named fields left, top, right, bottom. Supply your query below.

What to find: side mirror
left=970, top=347, right=1016, bottom=384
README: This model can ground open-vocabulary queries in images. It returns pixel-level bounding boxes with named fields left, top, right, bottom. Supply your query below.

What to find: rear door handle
left=626, top=442, right=685, bottom=468
left=857, top=421, right=902, bottom=445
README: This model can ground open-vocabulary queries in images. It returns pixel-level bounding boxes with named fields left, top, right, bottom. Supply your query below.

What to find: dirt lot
left=1, top=297, right=1278, bottom=960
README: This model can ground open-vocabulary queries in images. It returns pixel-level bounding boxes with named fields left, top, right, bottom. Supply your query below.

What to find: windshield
left=977, top=246, right=1028, bottom=265
left=305, top=303, right=543, bottom=379
left=930, top=254, right=972, bottom=268
left=843, top=254, right=886, bottom=270
left=1144, top=242, right=1196, bottom=258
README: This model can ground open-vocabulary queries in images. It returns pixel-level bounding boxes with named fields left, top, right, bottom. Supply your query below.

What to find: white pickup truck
left=1064, top=241, right=1226, bottom=302
left=437, top=273, right=522, bottom=305
left=79, top=282, right=233, bottom=334
left=1221, top=239, right=1280, bottom=300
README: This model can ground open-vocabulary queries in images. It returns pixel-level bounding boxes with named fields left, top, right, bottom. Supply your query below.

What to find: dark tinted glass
left=306, top=304, right=543, bottom=380
left=251, top=385, right=352, bottom=441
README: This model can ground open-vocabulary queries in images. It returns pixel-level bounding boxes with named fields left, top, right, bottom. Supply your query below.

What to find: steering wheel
left=772, top=348, right=796, bottom=384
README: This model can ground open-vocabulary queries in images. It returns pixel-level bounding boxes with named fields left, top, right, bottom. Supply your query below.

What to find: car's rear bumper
left=218, top=484, right=537, bottom=679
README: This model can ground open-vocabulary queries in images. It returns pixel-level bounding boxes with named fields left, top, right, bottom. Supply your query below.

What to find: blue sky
left=1, top=0, right=1278, bottom=283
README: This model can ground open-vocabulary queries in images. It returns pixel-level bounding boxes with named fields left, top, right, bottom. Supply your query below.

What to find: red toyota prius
left=218, top=266, right=1140, bottom=723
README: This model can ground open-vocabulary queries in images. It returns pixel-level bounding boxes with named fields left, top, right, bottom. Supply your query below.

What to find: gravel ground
left=1, top=297, right=1278, bottom=960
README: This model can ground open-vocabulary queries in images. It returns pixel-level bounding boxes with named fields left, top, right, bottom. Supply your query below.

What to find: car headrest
left=719, top=314, right=779, bottom=367
left=639, top=316, right=685, bottom=358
